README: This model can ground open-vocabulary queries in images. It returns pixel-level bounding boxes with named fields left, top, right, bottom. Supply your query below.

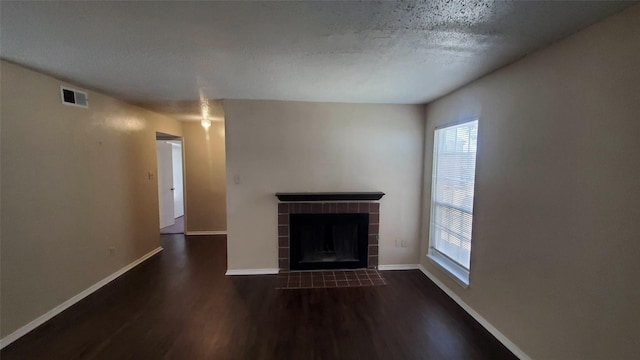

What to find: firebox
left=289, top=213, right=369, bottom=270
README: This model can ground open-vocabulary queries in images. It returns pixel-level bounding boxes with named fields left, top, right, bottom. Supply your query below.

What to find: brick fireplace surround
left=277, top=202, right=380, bottom=271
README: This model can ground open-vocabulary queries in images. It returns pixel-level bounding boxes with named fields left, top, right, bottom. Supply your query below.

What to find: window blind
left=429, top=120, right=478, bottom=270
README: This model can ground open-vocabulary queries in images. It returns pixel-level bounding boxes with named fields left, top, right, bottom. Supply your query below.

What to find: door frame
left=156, top=132, right=187, bottom=234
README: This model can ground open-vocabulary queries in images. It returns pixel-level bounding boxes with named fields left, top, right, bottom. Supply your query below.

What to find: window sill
left=427, top=252, right=469, bottom=288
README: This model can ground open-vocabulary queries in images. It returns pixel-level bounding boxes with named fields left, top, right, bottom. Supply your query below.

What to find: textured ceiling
left=0, top=1, right=635, bottom=107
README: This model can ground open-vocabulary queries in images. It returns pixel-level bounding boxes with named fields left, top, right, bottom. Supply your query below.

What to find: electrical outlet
left=233, top=175, right=241, bottom=184
left=401, top=240, right=409, bottom=248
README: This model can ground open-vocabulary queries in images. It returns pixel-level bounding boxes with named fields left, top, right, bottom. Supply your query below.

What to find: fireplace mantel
left=275, top=192, right=385, bottom=202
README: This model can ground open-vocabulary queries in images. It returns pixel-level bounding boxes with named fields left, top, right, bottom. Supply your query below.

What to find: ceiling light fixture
left=200, top=101, right=211, bottom=129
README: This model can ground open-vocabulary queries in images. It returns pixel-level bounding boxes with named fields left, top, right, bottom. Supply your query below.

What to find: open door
left=156, top=141, right=175, bottom=229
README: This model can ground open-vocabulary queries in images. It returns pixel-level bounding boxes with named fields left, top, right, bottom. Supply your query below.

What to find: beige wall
left=420, top=5, right=640, bottom=360
left=0, top=61, right=183, bottom=338
left=182, top=118, right=227, bottom=232
left=224, top=100, right=424, bottom=270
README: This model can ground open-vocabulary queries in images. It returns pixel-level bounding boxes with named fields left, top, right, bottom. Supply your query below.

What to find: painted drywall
left=0, top=60, right=183, bottom=338
left=182, top=120, right=226, bottom=233
left=420, top=5, right=640, bottom=360
left=171, top=143, right=184, bottom=218
left=224, top=100, right=424, bottom=270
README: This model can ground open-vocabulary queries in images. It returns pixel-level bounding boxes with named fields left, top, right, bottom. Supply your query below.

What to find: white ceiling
left=0, top=1, right=634, bottom=106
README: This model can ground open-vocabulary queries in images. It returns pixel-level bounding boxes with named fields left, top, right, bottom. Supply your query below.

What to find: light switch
left=233, top=175, right=241, bottom=184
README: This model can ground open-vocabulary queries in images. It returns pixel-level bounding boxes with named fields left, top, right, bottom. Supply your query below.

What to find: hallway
left=160, top=216, right=185, bottom=234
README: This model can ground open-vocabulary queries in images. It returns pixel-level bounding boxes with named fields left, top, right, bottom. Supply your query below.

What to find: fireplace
left=289, top=213, right=368, bottom=270
left=276, top=192, right=384, bottom=271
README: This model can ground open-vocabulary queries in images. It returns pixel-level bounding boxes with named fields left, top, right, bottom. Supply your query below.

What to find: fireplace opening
left=289, top=213, right=368, bottom=270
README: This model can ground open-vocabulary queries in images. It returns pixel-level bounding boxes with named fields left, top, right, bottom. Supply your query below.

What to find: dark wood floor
left=1, top=235, right=517, bottom=360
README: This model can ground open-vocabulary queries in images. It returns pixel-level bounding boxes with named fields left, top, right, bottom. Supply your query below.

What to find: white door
left=171, top=143, right=184, bottom=218
left=156, top=141, right=175, bottom=229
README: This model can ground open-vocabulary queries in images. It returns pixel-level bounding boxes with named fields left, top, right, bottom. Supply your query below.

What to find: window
left=428, top=120, right=478, bottom=286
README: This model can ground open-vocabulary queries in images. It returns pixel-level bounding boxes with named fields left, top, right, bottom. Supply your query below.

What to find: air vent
left=60, top=86, right=88, bottom=108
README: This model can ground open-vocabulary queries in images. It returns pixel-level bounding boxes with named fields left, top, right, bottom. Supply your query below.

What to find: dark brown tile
left=369, top=224, right=379, bottom=235
left=358, top=202, right=369, bottom=213
left=337, top=203, right=348, bottom=213
left=278, top=236, right=289, bottom=247
left=301, top=203, right=312, bottom=213
left=370, top=203, right=380, bottom=213
left=369, top=213, right=379, bottom=224
left=311, top=203, right=322, bottom=213
left=368, top=234, right=378, bottom=245
left=278, top=247, right=289, bottom=258
left=278, top=225, right=289, bottom=236
left=279, top=258, right=289, bottom=269
left=290, top=203, right=299, bottom=214
left=369, top=256, right=378, bottom=267
left=347, top=203, right=358, bottom=213
left=278, top=203, right=289, bottom=214
left=369, top=245, right=378, bottom=255
left=278, top=214, right=289, bottom=225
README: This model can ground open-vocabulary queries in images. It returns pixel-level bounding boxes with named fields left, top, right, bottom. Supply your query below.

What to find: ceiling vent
left=60, top=86, right=88, bottom=108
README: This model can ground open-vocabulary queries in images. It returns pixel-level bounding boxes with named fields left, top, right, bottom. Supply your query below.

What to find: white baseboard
left=417, top=265, right=530, bottom=360
left=225, top=268, right=280, bottom=275
left=0, top=246, right=164, bottom=350
left=378, top=264, right=420, bottom=271
left=185, top=230, right=227, bottom=236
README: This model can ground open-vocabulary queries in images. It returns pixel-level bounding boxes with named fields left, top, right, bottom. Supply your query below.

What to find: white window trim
left=427, top=119, right=478, bottom=288
left=427, top=249, right=469, bottom=288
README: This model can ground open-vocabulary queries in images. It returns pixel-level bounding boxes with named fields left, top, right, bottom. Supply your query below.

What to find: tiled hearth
left=277, top=201, right=380, bottom=271
left=277, top=269, right=386, bottom=289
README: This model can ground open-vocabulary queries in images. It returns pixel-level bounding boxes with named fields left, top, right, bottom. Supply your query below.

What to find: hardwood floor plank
left=1, top=234, right=517, bottom=359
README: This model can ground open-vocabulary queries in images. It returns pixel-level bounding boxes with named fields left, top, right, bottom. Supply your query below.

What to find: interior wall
left=420, top=5, right=640, bottom=360
left=182, top=118, right=226, bottom=233
left=0, top=60, right=183, bottom=339
left=224, top=100, right=424, bottom=270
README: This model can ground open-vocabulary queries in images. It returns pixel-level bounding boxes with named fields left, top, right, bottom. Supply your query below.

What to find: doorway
left=156, top=133, right=185, bottom=234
